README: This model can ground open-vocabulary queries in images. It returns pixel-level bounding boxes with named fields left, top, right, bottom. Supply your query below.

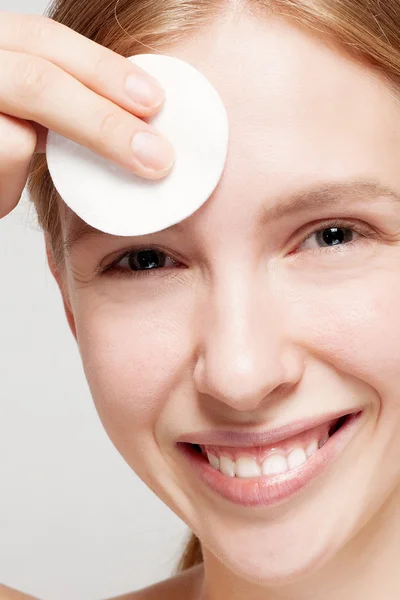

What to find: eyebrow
left=63, top=177, right=400, bottom=254
left=258, top=178, right=400, bottom=223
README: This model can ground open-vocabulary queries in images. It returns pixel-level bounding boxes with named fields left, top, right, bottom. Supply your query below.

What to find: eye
left=98, top=248, right=181, bottom=278
left=299, top=224, right=359, bottom=250
left=295, top=219, right=375, bottom=255
left=105, top=247, right=180, bottom=278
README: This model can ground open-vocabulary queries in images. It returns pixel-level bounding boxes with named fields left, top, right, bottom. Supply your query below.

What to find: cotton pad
left=46, top=53, right=229, bottom=236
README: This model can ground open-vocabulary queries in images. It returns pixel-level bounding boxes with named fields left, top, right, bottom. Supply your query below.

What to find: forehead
left=171, top=10, right=397, bottom=100
left=166, top=11, right=400, bottom=146
left=159, top=12, right=400, bottom=215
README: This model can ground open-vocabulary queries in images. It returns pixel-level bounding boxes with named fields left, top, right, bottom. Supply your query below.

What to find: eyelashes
left=293, top=218, right=371, bottom=255
left=101, top=245, right=181, bottom=280
left=100, top=218, right=376, bottom=280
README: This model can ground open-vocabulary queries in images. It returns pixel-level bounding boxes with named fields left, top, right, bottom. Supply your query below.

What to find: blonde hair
left=27, top=0, right=400, bottom=573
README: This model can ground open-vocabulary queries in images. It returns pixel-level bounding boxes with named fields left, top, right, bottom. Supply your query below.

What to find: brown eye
left=299, top=222, right=362, bottom=252
left=110, top=247, right=179, bottom=275
left=316, top=227, right=354, bottom=247
left=127, top=248, right=167, bottom=271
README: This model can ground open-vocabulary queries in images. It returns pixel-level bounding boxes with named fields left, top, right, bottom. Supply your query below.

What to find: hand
left=0, top=11, right=176, bottom=219
left=0, top=584, right=39, bottom=599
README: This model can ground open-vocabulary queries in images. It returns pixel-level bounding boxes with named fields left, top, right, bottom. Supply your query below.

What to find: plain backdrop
left=0, top=1, right=188, bottom=598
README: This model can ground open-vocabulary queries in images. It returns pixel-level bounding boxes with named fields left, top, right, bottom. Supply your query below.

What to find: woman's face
left=53, top=11, right=400, bottom=586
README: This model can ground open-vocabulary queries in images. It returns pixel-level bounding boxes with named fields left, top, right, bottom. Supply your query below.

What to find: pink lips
left=178, top=411, right=362, bottom=507
left=177, top=409, right=354, bottom=447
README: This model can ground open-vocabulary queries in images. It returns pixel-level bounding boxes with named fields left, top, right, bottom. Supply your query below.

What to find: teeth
left=306, top=439, right=319, bottom=458
left=204, top=432, right=329, bottom=478
left=262, top=453, right=288, bottom=476
left=236, top=457, right=262, bottom=478
left=220, top=456, right=236, bottom=478
left=207, top=453, right=220, bottom=470
left=287, top=448, right=307, bottom=470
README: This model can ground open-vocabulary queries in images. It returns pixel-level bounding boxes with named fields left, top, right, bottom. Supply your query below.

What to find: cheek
left=288, top=264, right=400, bottom=405
left=283, top=263, right=400, bottom=518
left=72, top=291, right=194, bottom=455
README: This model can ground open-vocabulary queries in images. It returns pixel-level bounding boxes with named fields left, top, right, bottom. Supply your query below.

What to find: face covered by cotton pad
left=46, top=53, right=229, bottom=236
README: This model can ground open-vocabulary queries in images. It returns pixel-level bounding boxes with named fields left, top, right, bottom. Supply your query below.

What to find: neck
left=199, top=487, right=400, bottom=600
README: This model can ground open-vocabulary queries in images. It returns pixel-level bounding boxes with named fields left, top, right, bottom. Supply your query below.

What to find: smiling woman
left=3, top=0, right=400, bottom=598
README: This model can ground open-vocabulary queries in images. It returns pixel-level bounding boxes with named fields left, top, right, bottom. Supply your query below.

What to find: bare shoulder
left=0, top=585, right=39, bottom=600
left=106, top=564, right=203, bottom=600
left=0, top=565, right=203, bottom=600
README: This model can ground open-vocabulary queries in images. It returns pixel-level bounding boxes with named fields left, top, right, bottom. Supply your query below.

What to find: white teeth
left=207, top=453, right=220, bottom=470
left=220, top=456, right=236, bottom=477
left=262, top=453, right=288, bottom=476
left=287, top=447, right=307, bottom=470
left=235, top=457, right=262, bottom=478
left=306, top=439, right=319, bottom=458
left=205, top=435, right=326, bottom=478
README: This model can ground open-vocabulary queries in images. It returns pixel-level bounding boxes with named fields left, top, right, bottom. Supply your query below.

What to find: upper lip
left=177, top=409, right=361, bottom=448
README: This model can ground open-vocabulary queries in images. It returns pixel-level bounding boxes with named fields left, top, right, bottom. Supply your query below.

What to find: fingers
left=0, top=12, right=166, bottom=118
left=28, top=121, right=48, bottom=153
left=0, top=113, right=36, bottom=219
left=0, top=49, right=175, bottom=179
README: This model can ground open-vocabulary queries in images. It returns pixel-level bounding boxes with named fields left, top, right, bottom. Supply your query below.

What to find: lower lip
left=178, top=412, right=363, bottom=508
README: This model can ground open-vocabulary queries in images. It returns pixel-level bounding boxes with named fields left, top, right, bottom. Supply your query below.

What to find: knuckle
left=13, top=57, right=49, bottom=104
left=92, top=53, right=112, bottom=87
left=20, top=14, right=55, bottom=47
left=98, top=109, right=126, bottom=145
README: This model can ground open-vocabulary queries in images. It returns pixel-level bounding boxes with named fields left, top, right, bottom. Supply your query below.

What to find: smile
left=178, top=410, right=363, bottom=507
left=198, top=415, right=345, bottom=478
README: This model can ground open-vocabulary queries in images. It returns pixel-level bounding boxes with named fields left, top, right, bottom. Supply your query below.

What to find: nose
left=193, top=276, right=304, bottom=413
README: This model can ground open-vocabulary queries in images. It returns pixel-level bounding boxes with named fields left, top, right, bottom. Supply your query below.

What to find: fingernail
left=131, top=132, right=175, bottom=171
left=125, top=73, right=165, bottom=108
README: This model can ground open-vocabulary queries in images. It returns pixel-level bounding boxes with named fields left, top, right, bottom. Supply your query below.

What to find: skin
left=4, top=6, right=400, bottom=600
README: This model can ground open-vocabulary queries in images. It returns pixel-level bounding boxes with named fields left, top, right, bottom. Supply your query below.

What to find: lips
left=177, top=409, right=356, bottom=448
left=177, top=410, right=363, bottom=507
left=199, top=414, right=343, bottom=463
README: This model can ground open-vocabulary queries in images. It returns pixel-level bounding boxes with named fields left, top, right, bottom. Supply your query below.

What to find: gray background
left=0, top=1, right=187, bottom=598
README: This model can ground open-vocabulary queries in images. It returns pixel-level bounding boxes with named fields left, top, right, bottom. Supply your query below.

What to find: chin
left=201, top=495, right=360, bottom=586
left=226, top=542, right=337, bottom=585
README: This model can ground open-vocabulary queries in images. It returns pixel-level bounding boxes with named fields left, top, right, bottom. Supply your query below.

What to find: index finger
left=0, top=12, right=166, bottom=117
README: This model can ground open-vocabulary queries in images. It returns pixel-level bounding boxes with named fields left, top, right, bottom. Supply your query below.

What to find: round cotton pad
left=46, top=53, right=229, bottom=236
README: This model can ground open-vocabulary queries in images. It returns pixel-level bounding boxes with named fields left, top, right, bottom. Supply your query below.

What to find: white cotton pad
left=46, top=53, right=229, bottom=236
